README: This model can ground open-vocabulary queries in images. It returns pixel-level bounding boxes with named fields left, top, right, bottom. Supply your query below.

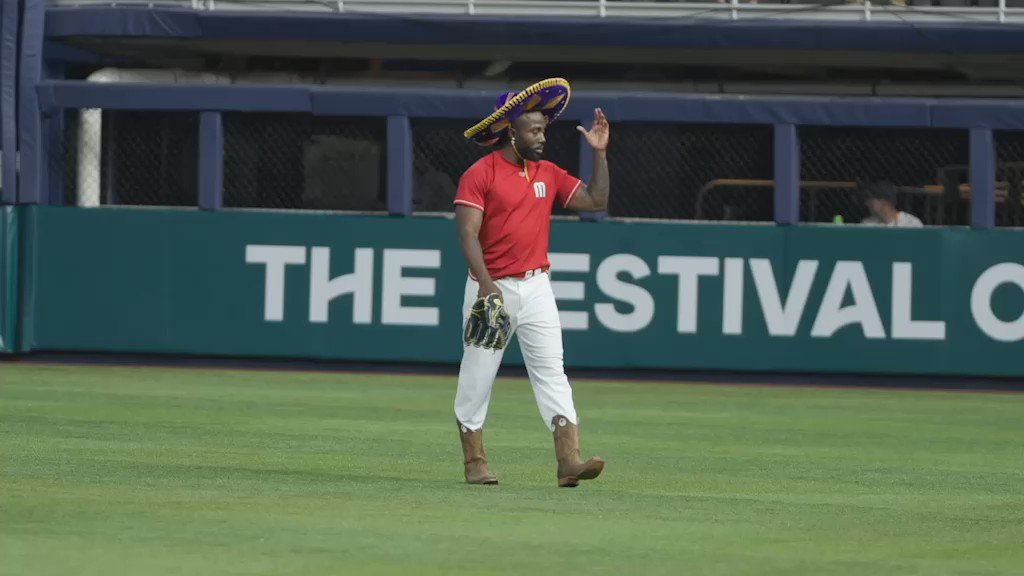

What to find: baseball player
left=454, top=78, right=610, bottom=487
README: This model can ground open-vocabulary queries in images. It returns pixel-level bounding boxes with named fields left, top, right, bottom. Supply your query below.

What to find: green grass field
left=2, top=364, right=1023, bottom=575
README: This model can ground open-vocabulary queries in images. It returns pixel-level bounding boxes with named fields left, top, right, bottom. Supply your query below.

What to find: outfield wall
left=0, top=207, right=16, bottom=353
left=13, top=206, right=1024, bottom=377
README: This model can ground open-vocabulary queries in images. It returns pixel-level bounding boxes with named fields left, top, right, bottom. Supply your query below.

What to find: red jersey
left=454, top=151, right=583, bottom=279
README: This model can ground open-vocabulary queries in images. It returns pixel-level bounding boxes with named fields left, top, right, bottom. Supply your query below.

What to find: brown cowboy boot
left=551, top=415, right=605, bottom=488
left=457, top=421, right=498, bottom=485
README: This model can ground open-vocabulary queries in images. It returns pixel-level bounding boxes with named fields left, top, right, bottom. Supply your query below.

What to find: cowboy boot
left=458, top=421, right=498, bottom=485
left=552, top=415, right=605, bottom=488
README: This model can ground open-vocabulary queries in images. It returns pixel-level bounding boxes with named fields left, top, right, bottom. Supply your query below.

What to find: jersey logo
left=533, top=182, right=547, bottom=199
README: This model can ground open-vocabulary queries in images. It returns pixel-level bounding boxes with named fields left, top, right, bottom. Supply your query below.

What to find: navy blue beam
left=37, top=82, right=313, bottom=113
left=773, top=123, right=800, bottom=225
left=576, top=129, right=605, bottom=222
left=310, top=88, right=493, bottom=119
left=44, top=7, right=1024, bottom=55
left=36, top=81, right=975, bottom=128
left=969, top=127, right=996, bottom=229
left=198, top=111, right=223, bottom=211
left=0, top=0, right=18, bottom=204
left=933, top=102, right=1024, bottom=130
left=386, top=115, right=412, bottom=216
left=37, top=80, right=1024, bottom=130
left=47, top=7, right=202, bottom=37
left=18, top=0, right=46, bottom=204
left=577, top=132, right=594, bottom=185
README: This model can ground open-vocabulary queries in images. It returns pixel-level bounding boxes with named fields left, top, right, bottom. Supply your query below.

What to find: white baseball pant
left=454, top=270, right=579, bottom=432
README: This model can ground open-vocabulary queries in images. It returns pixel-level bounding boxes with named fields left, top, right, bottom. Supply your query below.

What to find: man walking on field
left=453, top=78, right=611, bottom=488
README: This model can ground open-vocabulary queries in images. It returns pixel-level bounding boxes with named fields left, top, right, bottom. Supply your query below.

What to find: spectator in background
left=860, top=181, right=923, bottom=227
left=414, top=156, right=457, bottom=212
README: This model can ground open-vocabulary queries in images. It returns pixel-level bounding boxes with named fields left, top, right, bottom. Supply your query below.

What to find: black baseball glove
left=464, top=293, right=511, bottom=350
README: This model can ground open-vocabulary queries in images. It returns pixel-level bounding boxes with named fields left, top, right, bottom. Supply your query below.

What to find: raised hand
left=577, top=108, right=609, bottom=152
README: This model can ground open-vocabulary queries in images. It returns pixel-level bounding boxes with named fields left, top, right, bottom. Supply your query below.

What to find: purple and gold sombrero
left=464, top=78, right=572, bottom=146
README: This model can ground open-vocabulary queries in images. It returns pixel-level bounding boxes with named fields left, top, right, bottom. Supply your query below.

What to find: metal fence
left=57, top=110, right=78, bottom=206
left=55, top=111, right=1001, bottom=227
left=411, top=119, right=580, bottom=214
left=798, top=126, right=970, bottom=225
left=412, top=120, right=776, bottom=222
left=612, top=123, right=774, bottom=221
left=59, top=110, right=199, bottom=207
left=59, top=111, right=387, bottom=211
left=995, top=130, right=1024, bottom=227
left=223, top=113, right=387, bottom=211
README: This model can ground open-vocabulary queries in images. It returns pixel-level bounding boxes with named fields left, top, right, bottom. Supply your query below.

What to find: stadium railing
left=20, top=80, right=1024, bottom=227
left=45, top=0, right=1024, bottom=24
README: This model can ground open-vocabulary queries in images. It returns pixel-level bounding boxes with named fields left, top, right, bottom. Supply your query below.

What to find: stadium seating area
left=0, top=0, right=1020, bottom=226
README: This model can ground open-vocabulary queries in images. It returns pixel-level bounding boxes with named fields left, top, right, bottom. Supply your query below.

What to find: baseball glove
left=464, top=293, right=511, bottom=350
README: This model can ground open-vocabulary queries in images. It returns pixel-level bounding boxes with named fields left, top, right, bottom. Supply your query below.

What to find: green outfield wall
left=14, top=206, right=1024, bottom=376
left=0, top=207, right=17, bottom=353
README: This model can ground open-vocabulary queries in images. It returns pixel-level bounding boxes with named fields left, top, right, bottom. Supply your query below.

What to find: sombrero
left=464, top=78, right=572, bottom=147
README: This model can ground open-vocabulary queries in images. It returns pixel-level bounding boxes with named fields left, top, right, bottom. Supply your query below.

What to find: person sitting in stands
left=860, top=181, right=923, bottom=228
